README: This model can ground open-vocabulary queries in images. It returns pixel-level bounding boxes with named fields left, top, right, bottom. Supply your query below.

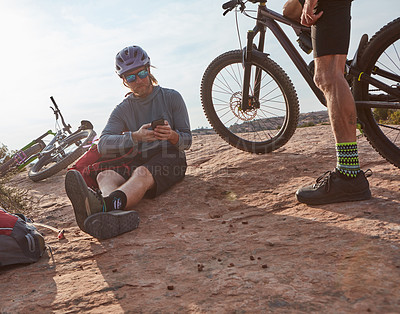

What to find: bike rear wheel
left=0, top=142, right=45, bottom=177
left=200, top=50, right=299, bottom=153
left=354, top=18, right=400, bottom=168
left=28, top=129, right=96, bottom=182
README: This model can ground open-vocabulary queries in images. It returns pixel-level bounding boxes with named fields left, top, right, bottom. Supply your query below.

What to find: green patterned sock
left=336, top=142, right=361, bottom=178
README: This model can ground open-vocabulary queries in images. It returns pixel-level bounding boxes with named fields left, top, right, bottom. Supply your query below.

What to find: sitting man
left=65, top=45, right=192, bottom=239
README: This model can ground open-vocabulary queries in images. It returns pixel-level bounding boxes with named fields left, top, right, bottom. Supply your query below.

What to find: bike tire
left=0, top=142, right=45, bottom=177
left=28, top=129, right=96, bottom=182
left=200, top=50, right=299, bottom=153
left=354, top=18, right=400, bottom=168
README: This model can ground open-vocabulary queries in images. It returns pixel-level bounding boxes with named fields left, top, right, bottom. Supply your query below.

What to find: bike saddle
left=80, top=120, right=94, bottom=130
left=351, top=33, right=368, bottom=68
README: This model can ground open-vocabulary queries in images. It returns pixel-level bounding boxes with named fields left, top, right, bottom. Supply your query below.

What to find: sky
left=0, top=0, right=398, bottom=151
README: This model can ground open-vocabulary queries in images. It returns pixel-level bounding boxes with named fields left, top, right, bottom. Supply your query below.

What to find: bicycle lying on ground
left=200, top=0, right=400, bottom=169
left=0, top=97, right=96, bottom=181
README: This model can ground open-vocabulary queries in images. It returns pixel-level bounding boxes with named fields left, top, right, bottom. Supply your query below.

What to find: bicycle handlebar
left=222, top=0, right=238, bottom=10
left=222, top=0, right=262, bottom=16
left=50, top=96, right=58, bottom=109
left=49, top=96, right=72, bottom=134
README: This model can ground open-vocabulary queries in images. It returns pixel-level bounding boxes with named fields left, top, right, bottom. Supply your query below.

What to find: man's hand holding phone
left=151, top=118, right=165, bottom=130
left=131, top=119, right=179, bottom=145
left=152, top=119, right=179, bottom=145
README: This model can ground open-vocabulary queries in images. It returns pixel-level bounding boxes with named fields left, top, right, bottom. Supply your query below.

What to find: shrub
left=299, top=122, right=316, bottom=128
left=0, top=142, right=34, bottom=213
left=388, top=110, right=400, bottom=124
left=0, top=143, right=10, bottom=164
left=373, top=108, right=400, bottom=124
left=373, top=108, right=390, bottom=122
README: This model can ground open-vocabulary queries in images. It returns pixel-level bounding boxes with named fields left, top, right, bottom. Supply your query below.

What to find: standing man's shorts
left=311, top=0, right=353, bottom=58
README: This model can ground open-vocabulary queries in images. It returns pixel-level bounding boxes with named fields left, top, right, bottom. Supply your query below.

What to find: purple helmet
left=115, top=45, right=150, bottom=77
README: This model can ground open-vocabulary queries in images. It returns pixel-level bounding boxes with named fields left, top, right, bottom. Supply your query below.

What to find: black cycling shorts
left=311, top=0, right=353, bottom=58
left=112, top=146, right=187, bottom=199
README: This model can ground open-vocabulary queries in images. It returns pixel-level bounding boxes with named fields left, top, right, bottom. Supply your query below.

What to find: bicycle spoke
left=381, top=50, right=400, bottom=73
left=201, top=49, right=299, bottom=154
left=211, top=62, right=289, bottom=140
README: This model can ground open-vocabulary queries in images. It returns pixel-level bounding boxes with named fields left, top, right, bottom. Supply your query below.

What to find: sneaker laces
left=313, top=171, right=334, bottom=192
left=313, top=168, right=372, bottom=192
left=88, top=188, right=107, bottom=212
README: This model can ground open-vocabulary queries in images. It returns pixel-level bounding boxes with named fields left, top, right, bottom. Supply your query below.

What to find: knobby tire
left=201, top=50, right=299, bottom=154
left=354, top=18, right=400, bottom=168
left=28, top=129, right=96, bottom=182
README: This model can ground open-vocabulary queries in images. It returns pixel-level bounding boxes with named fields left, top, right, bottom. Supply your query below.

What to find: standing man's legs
left=295, top=0, right=371, bottom=205
left=314, top=54, right=356, bottom=144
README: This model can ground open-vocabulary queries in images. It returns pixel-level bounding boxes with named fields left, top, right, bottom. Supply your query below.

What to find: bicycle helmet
left=115, top=45, right=150, bottom=77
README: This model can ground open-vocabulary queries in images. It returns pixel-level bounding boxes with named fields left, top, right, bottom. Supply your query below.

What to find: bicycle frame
left=16, top=130, right=55, bottom=170
left=241, top=2, right=400, bottom=111
left=37, top=119, right=93, bottom=162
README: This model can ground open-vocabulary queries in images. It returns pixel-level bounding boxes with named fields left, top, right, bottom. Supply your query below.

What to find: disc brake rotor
left=230, top=92, right=257, bottom=121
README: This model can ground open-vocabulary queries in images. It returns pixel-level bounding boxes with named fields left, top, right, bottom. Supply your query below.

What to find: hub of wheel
left=230, top=92, right=257, bottom=121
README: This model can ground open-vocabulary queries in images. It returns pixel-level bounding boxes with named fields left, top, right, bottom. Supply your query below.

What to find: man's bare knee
left=97, top=170, right=125, bottom=185
left=132, top=166, right=155, bottom=188
left=314, top=71, right=332, bottom=92
left=314, top=55, right=347, bottom=92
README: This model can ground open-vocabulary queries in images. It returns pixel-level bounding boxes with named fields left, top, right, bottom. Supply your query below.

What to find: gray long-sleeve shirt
left=98, top=86, right=192, bottom=157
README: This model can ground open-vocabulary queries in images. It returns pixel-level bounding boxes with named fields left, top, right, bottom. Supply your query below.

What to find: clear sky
left=0, top=0, right=398, bottom=150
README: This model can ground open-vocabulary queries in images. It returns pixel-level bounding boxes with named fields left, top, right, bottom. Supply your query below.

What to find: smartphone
left=151, top=118, right=165, bottom=130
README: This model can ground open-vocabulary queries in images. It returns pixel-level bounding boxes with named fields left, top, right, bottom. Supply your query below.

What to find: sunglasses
left=125, top=69, right=149, bottom=83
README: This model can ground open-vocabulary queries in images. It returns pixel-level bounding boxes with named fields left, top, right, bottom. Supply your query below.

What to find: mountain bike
left=200, top=0, right=400, bottom=169
left=0, top=97, right=96, bottom=181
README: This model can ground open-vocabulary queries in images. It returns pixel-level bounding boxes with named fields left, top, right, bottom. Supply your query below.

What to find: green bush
left=373, top=109, right=400, bottom=124
left=299, top=122, right=316, bottom=128
left=0, top=143, right=10, bottom=164
left=388, top=110, right=400, bottom=124
left=0, top=142, right=34, bottom=213
left=373, top=108, right=390, bottom=122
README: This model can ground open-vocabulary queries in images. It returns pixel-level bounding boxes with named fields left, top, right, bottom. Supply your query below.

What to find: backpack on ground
left=0, top=208, right=46, bottom=267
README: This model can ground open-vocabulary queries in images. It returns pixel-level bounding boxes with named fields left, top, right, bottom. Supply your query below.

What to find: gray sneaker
left=296, top=169, right=372, bottom=205
left=84, top=210, right=140, bottom=240
left=65, top=170, right=105, bottom=231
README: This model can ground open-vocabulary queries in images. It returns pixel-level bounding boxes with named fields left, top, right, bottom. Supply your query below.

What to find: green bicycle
left=0, top=97, right=96, bottom=181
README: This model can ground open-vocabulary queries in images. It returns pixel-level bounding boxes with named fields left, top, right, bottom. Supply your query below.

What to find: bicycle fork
left=241, top=5, right=267, bottom=112
left=241, top=31, right=255, bottom=111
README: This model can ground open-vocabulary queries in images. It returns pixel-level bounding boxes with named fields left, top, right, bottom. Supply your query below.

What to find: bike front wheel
left=354, top=18, right=400, bottom=168
left=28, top=129, right=96, bottom=182
left=200, top=50, right=299, bottom=153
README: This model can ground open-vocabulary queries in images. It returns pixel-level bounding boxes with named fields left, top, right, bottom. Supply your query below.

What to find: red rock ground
left=1, top=125, right=399, bottom=313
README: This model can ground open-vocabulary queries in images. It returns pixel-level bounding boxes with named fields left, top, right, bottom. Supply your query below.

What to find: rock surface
left=1, top=125, right=399, bottom=313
